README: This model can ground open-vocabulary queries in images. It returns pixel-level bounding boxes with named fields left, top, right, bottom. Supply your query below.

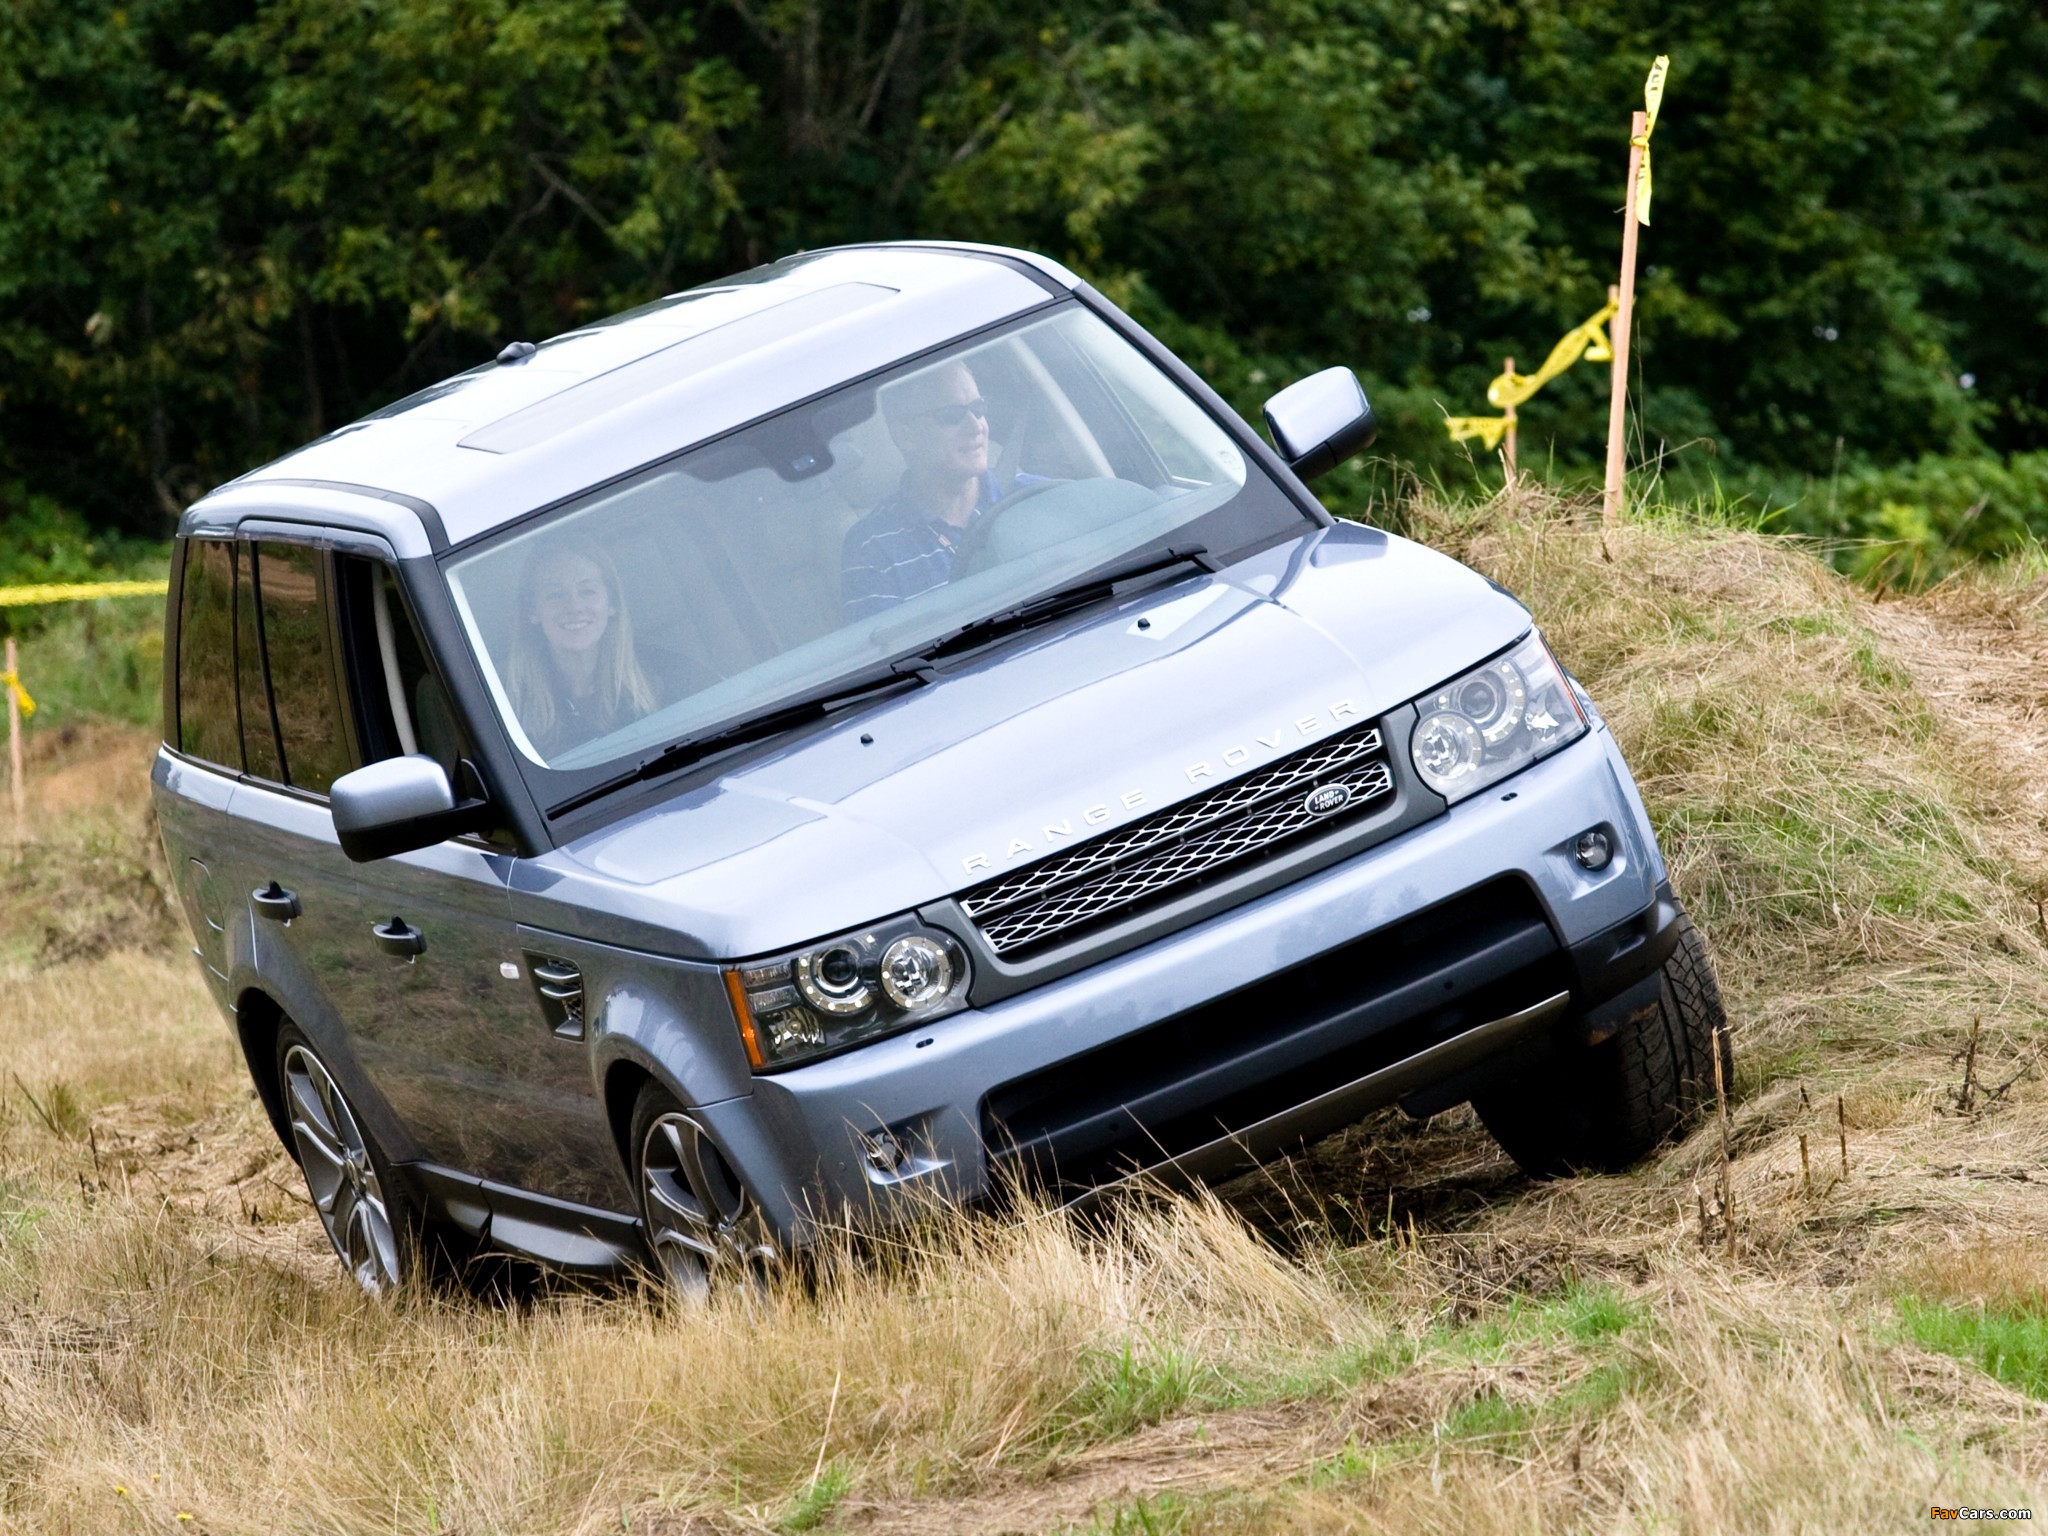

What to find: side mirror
left=330, top=755, right=490, bottom=863
left=1261, top=367, right=1378, bottom=481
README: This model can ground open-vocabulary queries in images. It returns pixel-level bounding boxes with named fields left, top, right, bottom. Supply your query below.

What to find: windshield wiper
left=547, top=659, right=931, bottom=816
left=547, top=544, right=1219, bottom=817
left=921, top=543, right=1217, bottom=662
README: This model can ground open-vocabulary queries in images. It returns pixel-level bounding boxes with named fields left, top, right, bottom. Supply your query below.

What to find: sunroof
left=457, top=283, right=896, bottom=455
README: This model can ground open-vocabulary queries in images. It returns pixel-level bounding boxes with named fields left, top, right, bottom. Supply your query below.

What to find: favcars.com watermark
left=1931, top=1509, right=2034, bottom=1521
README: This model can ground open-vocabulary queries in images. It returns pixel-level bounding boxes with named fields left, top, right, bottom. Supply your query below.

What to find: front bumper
left=702, top=725, right=1673, bottom=1240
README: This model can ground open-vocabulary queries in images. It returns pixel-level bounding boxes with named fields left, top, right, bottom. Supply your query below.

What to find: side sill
left=409, top=1164, right=641, bottom=1272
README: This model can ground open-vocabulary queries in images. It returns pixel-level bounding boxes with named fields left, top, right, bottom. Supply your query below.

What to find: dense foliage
left=0, top=0, right=2041, bottom=540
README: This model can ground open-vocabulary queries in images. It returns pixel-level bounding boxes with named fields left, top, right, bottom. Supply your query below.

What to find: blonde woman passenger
left=506, top=544, right=659, bottom=761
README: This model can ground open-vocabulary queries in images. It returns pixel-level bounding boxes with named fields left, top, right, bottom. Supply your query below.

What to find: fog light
left=1574, top=829, right=1613, bottom=870
left=861, top=1127, right=910, bottom=1176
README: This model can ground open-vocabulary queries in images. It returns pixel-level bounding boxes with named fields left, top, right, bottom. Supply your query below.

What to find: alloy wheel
left=637, top=1110, right=778, bottom=1300
left=283, top=1043, right=402, bottom=1293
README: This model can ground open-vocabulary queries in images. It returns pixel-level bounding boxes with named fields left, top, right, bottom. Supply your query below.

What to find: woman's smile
left=536, top=556, right=614, bottom=658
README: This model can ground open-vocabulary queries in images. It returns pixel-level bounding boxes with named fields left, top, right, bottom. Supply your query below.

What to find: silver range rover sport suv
left=154, top=242, right=1730, bottom=1294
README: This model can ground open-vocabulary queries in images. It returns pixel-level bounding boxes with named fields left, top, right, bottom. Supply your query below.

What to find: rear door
left=155, top=536, right=240, bottom=1003
left=207, top=538, right=387, bottom=1139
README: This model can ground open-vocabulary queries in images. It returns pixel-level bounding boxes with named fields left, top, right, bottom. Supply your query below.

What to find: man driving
left=840, top=359, right=1035, bottom=618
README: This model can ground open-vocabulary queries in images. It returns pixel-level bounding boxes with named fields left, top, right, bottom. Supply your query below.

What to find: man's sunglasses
left=923, top=398, right=989, bottom=428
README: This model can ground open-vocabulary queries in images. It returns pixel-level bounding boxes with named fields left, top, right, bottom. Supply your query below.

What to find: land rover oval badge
left=1304, top=783, right=1353, bottom=817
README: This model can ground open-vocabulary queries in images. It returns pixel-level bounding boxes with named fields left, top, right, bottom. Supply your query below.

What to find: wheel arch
left=233, top=986, right=294, bottom=1154
left=601, top=1057, right=658, bottom=1176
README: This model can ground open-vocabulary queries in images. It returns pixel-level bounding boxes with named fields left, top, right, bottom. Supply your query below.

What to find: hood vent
left=528, top=957, right=586, bottom=1040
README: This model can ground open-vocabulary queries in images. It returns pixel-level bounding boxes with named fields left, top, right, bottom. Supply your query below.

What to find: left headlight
left=723, top=916, right=972, bottom=1072
left=1408, top=630, right=1588, bottom=803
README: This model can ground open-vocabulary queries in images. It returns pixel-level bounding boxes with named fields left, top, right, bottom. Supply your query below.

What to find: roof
left=201, top=243, right=1078, bottom=549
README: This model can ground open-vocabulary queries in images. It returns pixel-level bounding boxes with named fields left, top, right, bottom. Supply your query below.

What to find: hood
left=511, top=523, right=1530, bottom=957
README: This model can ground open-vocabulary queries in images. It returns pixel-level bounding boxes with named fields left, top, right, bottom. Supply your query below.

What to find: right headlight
left=722, top=915, right=972, bottom=1072
left=1408, top=630, right=1587, bottom=802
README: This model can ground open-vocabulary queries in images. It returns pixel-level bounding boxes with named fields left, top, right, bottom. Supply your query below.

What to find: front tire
left=630, top=1082, right=779, bottom=1300
left=1475, top=906, right=1731, bottom=1176
left=276, top=1023, right=421, bottom=1292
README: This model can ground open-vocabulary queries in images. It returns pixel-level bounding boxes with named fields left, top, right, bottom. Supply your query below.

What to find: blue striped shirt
left=840, top=470, right=1030, bottom=620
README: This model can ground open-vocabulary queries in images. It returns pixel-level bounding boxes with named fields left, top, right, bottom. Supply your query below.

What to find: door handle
left=372, top=917, right=426, bottom=958
left=252, top=882, right=301, bottom=923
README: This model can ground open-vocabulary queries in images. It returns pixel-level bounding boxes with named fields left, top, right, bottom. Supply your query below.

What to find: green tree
left=0, top=0, right=2040, bottom=533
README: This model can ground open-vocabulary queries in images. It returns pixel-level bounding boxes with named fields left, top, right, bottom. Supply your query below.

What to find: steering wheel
left=949, top=477, right=1070, bottom=574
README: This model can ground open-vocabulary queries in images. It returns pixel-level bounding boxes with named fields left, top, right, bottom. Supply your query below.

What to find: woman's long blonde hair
left=505, top=542, right=656, bottom=757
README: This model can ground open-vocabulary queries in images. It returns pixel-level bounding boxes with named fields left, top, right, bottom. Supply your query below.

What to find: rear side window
left=236, top=545, right=283, bottom=781
left=175, top=539, right=240, bottom=768
left=253, top=542, right=353, bottom=795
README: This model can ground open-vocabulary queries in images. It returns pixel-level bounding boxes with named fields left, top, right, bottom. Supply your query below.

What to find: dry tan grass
left=1898, top=1233, right=2048, bottom=1316
left=4, top=496, right=2048, bottom=1533
left=1, top=1185, right=1382, bottom=1534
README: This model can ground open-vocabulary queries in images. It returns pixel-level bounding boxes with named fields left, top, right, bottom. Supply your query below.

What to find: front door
left=335, top=556, right=623, bottom=1211
left=352, top=844, right=624, bottom=1210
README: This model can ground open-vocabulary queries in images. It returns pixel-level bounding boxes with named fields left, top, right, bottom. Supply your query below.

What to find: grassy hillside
left=2, top=493, right=2046, bottom=1533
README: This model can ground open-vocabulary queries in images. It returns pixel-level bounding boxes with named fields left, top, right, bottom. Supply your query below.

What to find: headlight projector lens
left=796, top=944, right=872, bottom=1015
left=879, top=934, right=954, bottom=1009
left=1456, top=660, right=1528, bottom=744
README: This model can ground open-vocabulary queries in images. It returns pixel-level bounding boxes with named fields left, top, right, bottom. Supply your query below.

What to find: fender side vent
left=528, top=957, right=586, bottom=1040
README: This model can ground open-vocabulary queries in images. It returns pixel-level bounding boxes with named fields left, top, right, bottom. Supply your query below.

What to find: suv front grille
left=961, top=719, right=1397, bottom=957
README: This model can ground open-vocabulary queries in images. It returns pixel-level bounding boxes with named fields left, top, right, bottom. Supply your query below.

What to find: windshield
left=443, top=304, right=1305, bottom=792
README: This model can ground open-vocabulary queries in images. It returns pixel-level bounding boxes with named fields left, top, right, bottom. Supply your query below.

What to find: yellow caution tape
left=1444, top=415, right=1512, bottom=451
left=1635, top=55, right=1669, bottom=226
left=1, top=668, right=33, bottom=718
left=1484, top=298, right=1618, bottom=411
left=0, top=578, right=168, bottom=608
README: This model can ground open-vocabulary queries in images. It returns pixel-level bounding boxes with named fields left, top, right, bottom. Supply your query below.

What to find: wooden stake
left=1711, top=1024, right=1734, bottom=1258
left=1958, top=1015, right=1982, bottom=1113
left=1502, top=356, right=1518, bottom=484
left=1799, top=1133, right=1811, bottom=1196
left=1603, top=113, right=1648, bottom=525
left=1836, top=1093, right=1849, bottom=1179
left=5, top=637, right=23, bottom=851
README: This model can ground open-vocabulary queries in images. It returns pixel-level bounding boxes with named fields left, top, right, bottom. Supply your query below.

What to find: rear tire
left=275, top=1023, right=425, bottom=1292
left=1475, top=906, right=1731, bottom=1176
